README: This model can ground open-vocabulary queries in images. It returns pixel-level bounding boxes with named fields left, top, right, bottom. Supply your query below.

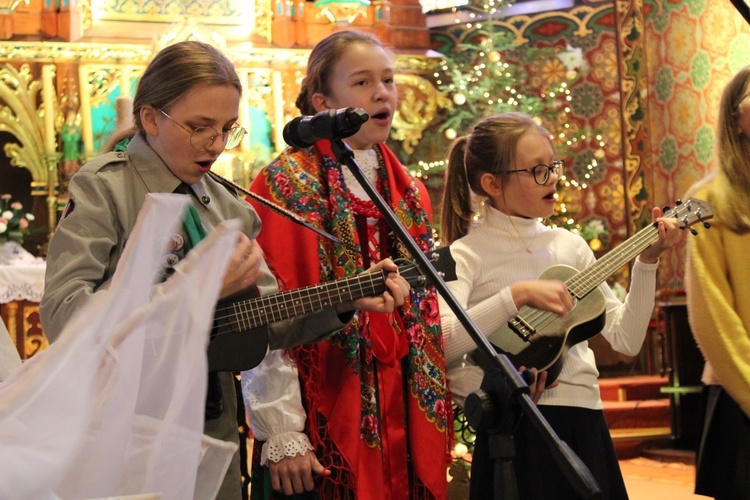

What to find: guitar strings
left=208, top=202, right=693, bottom=342
left=209, top=261, right=422, bottom=339
left=513, top=203, right=689, bottom=335
left=211, top=273, right=386, bottom=324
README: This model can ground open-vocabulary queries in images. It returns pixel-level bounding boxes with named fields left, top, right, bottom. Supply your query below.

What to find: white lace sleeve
left=240, top=350, right=313, bottom=465
left=262, top=432, right=314, bottom=464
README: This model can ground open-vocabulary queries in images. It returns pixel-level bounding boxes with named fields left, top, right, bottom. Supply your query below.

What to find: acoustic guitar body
left=208, top=288, right=269, bottom=373
left=486, top=264, right=607, bottom=384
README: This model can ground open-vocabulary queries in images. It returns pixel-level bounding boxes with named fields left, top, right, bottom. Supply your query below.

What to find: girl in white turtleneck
left=439, top=112, right=682, bottom=500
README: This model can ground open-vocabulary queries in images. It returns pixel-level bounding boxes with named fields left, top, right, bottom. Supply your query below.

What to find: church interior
left=1, top=0, right=749, bottom=498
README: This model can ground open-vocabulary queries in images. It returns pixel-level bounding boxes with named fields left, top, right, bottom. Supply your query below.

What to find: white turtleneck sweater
left=441, top=206, right=659, bottom=409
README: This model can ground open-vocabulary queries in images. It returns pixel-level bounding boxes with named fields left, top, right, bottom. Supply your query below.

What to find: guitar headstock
left=396, top=260, right=429, bottom=288
left=394, top=248, right=458, bottom=289
left=663, top=198, right=713, bottom=235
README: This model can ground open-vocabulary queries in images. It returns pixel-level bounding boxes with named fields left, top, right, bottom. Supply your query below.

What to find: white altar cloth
left=0, top=242, right=45, bottom=303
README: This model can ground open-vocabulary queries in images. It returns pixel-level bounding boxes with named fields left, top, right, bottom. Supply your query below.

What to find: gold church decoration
left=391, top=73, right=451, bottom=154
left=0, top=62, right=59, bottom=239
left=0, top=62, right=53, bottom=184
left=0, top=40, right=445, bottom=164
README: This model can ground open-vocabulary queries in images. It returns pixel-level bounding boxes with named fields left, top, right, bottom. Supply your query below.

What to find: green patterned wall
left=644, top=0, right=750, bottom=288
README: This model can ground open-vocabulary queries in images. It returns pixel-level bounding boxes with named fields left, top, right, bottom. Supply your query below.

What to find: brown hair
left=296, top=30, right=388, bottom=115
left=132, top=41, right=242, bottom=131
left=440, top=112, right=552, bottom=243
left=102, top=41, right=242, bottom=153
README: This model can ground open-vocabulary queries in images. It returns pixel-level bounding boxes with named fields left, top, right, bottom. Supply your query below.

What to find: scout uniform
left=41, top=132, right=350, bottom=499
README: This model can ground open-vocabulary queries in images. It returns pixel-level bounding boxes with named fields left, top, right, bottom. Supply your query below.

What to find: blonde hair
left=440, top=112, right=552, bottom=243
left=711, top=65, right=750, bottom=233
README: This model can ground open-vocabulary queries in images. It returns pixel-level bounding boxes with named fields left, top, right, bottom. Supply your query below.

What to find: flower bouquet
left=0, top=194, right=34, bottom=245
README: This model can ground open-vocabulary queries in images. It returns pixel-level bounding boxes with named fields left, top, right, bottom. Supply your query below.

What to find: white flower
left=0, top=221, right=6, bottom=234
left=453, top=442, right=469, bottom=458
left=1, top=211, right=12, bottom=219
left=26, top=213, right=34, bottom=221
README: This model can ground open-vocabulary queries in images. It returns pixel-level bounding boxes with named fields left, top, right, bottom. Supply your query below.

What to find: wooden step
left=611, top=427, right=673, bottom=459
left=641, top=447, right=696, bottom=465
left=604, top=399, right=671, bottom=429
left=599, top=375, right=669, bottom=402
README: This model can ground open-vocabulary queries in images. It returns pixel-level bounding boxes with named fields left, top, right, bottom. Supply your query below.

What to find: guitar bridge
left=508, top=315, right=536, bottom=342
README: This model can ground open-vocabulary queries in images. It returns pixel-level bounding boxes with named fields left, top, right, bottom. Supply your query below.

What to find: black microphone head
left=282, top=107, right=370, bottom=149
left=282, top=116, right=312, bottom=149
left=334, top=108, right=369, bottom=137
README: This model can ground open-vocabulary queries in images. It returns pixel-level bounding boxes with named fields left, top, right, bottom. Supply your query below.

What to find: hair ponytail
left=440, top=136, right=473, bottom=244
left=440, top=112, right=553, bottom=243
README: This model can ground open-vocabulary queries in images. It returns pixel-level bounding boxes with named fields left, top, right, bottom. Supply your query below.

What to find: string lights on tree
left=409, top=0, right=607, bottom=249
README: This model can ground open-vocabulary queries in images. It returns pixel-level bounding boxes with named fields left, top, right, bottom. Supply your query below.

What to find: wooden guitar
left=485, top=198, right=713, bottom=385
left=208, top=254, right=456, bottom=372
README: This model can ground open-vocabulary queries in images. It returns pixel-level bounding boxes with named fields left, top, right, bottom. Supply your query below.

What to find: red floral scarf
left=249, top=141, right=452, bottom=499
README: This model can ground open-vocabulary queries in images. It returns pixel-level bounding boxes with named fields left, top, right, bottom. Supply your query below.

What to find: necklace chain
left=506, top=211, right=538, bottom=254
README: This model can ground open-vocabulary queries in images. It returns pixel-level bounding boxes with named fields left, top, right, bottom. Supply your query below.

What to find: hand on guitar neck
left=333, top=258, right=411, bottom=315
left=637, top=206, right=683, bottom=264
left=208, top=256, right=433, bottom=372
left=489, top=198, right=711, bottom=386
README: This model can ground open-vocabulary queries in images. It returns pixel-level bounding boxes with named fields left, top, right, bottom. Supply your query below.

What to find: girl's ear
left=141, top=106, right=159, bottom=137
left=311, top=93, right=328, bottom=113
left=480, top=172, right=503, bottom=197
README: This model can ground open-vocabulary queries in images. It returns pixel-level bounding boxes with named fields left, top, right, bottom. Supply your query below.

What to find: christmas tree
left=402, top=0, right=607, bottom=245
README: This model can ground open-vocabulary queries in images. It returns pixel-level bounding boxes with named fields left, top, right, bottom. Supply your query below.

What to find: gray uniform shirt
left=41, top=132, right=348, bottom=349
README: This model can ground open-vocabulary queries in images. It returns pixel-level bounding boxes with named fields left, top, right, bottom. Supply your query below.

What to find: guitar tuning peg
left=690, top=228, right=698, bottom=236
left=663, top=205, right=671, bottom=212
left=438, top=272, right=445, bottom=279
left=430, top=252, right=440, bottom=262
left=675, top=199, right=683, bottom=205
left=703, top=222, right=711, bottom=229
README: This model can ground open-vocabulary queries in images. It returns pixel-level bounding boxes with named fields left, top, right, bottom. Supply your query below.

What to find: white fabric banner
left=0, top=194, right=239, bottom=499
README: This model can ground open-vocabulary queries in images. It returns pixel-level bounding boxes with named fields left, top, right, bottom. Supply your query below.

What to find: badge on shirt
left=168, top=233, right=184, bottom=252
left=56, top=198, right=75, bottom=228
left=161, top=252, right=180, bottom=269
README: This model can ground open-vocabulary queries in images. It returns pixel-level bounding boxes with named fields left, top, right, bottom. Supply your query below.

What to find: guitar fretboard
left=231, top=272, right=387, bottom=331
left=565, top=199, right=708, bottom=299
left=565, top=223, right=660, bottom=299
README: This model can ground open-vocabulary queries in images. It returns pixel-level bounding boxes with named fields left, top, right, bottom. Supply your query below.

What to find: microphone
left=282, top=107, right=369, bottom=148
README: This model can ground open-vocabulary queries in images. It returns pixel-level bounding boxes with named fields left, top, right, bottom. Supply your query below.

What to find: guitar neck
left=230, top=271, right=388, bottom=331
left=566, top=223, right=659, bottom=299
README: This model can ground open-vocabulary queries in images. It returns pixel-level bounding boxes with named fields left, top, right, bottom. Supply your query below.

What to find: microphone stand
left=330, top=137, right=601, bottom=499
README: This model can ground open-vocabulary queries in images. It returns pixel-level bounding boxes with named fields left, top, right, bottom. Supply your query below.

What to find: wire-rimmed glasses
left=158, top=109, right=246, bottom=151
left=505, top=160, right=564, bottom=185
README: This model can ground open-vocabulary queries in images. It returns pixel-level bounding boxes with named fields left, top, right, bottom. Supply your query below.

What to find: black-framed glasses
left=505, top=160, right=564, bottom=185
left=158, top=109, right=246, bottom=151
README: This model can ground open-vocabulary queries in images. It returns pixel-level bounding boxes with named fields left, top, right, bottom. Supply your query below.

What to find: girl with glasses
left=439, top=111, right=682, bottom=499
left=41, top=40, right=408, bottom=500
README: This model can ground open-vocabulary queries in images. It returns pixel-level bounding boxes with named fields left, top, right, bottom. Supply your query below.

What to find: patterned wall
left=430, top=0, right=750, bottom=290
left=643, top=0, right=750, bottom=289
left=431, top=4, right=635, bottom=284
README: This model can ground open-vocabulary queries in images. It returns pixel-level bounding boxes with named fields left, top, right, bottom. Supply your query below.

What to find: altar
left=0, top=257, right=48, bottom=360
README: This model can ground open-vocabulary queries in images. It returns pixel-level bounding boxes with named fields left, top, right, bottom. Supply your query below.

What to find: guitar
left=485, top=198, right=713, bottom=385
left=208, top=254, right=456, bottom=372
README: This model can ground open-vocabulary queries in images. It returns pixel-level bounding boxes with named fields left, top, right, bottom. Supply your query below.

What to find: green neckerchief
left=182, top=203, right=208, bottom=250
left=113, top=137, right=131, bottom=152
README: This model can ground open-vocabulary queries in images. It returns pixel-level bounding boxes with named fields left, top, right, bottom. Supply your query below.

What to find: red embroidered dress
left=249, top=141, right=452, bottom=499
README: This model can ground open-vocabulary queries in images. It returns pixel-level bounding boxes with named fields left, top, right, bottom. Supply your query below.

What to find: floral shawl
left=249, top=140, right=452, bottom=499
